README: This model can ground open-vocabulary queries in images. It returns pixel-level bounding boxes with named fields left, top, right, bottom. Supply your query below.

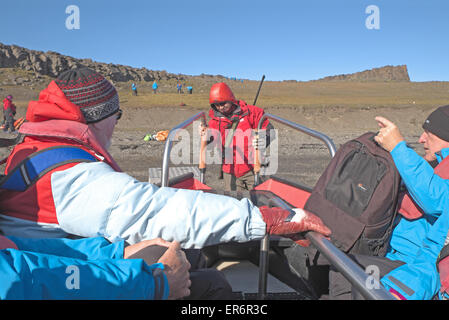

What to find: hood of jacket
left=209, top=100, right=248, bottom=122
left=26, top=80, right=86, bottom=123
left=18, top=81, right=121, bottom=171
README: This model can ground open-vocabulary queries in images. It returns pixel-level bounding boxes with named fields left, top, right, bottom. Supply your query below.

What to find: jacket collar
left=436, top=147, right=449, bottom=163
left=18, top=120, right=122, bottom=172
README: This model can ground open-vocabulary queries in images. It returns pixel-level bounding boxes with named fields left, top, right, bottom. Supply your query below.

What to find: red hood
left=26, top=81, right=86, bottom=123
left=209, top=100, right=248, bottom=120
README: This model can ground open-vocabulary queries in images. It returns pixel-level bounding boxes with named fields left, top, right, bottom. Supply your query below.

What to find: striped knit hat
left=54, top=67, right=119, bottom=123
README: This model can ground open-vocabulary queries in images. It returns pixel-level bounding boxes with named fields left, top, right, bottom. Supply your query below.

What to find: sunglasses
left=214, top=102, right=228, bottom=108
left=116, top=109, right=123, bottom=120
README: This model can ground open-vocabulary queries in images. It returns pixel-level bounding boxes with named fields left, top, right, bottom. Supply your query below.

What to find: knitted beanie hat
left=422, top=105, right=449, bottom=142
left=54, top=67, right=119, bottom=123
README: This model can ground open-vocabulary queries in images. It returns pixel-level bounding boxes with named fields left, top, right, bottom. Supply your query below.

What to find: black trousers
left=128, top=245, right=233, bottom=300
left=184, top=249, right=233, bottom=300
left=3, top=112, right=14, bottom=132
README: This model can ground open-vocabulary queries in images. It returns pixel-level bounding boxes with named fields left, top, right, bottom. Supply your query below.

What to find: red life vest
left=0, top=235, right=18, bottom=250
left=397, top=156, right=449, bottom=219
left=0, top=81, right=121, bottom=226
left=208, top=100, right=270, bottom=178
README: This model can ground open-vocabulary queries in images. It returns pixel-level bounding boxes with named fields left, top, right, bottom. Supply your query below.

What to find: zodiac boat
left=156, top=111, right=394, bottom=300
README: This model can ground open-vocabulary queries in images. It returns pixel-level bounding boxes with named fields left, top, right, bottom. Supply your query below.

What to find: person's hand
left=374, top=116, right=405, bottom=152
left=252, top=135, right=259, bottom=150
left=123, top=238, right=170, bottom=259
left=259, top=206, right=331, bottom=247
left=198, top=123, right=207, bottom=137
left=157, top=241, right=191, bottom=300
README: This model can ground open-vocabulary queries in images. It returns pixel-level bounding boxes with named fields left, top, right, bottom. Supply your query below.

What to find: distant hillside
left=0, top=42, right=229, bottom=84
left=0, top=43, right=412, bottom=86
left=316, top=65, right=410, bottom=82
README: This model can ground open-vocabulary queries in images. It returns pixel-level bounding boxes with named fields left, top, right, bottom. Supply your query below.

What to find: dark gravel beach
left=106, top=104, right=429, bottom=190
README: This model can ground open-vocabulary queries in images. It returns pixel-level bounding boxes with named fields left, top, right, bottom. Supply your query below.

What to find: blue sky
left=0, top=0, right=448, bottom=82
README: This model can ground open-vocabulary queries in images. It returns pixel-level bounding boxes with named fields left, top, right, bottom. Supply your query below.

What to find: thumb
left=151, top=238, right=171, bottom=248
left=169, top=241, right=181, bottom=251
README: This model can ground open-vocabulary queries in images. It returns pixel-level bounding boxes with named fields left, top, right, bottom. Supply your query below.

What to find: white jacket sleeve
left=51, top=162, right=266, bottom=247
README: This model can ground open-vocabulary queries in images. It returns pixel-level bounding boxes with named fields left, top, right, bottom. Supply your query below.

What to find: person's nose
left=418, top=132, right=427, bottom=144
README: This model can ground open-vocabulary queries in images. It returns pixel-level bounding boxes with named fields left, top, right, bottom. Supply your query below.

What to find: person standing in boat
left=199, top=82, right=275, bottom=191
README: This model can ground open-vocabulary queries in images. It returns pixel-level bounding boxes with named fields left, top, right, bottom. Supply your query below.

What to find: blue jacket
left=380, top=141, right=449, bottom=299
left=152, top=82, right=158, bottom=89
left=0, top=236, right=168, bottom=300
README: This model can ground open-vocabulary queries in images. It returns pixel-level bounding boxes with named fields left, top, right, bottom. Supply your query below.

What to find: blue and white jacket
left=0, top=161, right=266, bottom=248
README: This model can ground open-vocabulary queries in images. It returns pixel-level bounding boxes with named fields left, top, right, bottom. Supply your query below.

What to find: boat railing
left=254, top=113, right=337, bottom=185
left=161, top=111, right=207, bottom=187
left=260, top=194, right=395, bottom=300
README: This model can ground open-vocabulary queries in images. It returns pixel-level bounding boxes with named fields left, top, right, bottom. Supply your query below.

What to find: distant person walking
left=131, top=83, right=138, bottom=96
left=152, top=81, right=158, bottom=94
left=177, top=82, right=183, bottom=94
left=187, top=86, right=193, bottom=94
left=3, top=95, right=16, bottom=133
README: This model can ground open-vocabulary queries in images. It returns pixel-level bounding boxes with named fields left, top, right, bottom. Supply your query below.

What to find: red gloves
left=259, top=206, right=331, bottom=247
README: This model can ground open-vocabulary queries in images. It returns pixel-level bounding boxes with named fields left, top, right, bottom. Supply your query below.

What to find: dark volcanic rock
left=316, top=65, right=410, bottom=82
left=0, top=42, right=187, bottom=83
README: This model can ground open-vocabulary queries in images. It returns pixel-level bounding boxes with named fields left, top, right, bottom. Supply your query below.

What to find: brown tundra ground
left=1, top=79, right=448, bottom=190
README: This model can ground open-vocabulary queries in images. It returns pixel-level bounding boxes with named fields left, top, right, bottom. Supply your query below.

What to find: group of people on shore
left=0, top=66, right=448, bottom=301
left=130, top=81, right=193, bottom=96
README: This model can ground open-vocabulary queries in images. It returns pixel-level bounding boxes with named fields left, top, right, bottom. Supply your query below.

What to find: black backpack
left=304, top=132, right=401, bottom=256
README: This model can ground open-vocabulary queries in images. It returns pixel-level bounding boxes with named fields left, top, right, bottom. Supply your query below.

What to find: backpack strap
left=0, top=146, right=98, bottom=191
left=224, top=119, right=240, bottom=148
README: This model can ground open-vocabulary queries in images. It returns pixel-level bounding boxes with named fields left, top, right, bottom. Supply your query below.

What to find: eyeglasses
left=116, top=109, right=123, bottom=120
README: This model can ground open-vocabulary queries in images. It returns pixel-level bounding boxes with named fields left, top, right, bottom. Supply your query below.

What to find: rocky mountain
left=0, top=42, right=410, bottom=84
left=0, top=42, right=196, bottom=83
left=316, top=65, right=410, bottom=82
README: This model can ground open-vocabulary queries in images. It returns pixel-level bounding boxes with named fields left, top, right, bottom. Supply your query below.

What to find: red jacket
left=397, top=155, right=449, bottom=219
left=3, top=98, right=16, bottom=115
left=0, top=81, right=121, bottom=226
left=208, top=100, right=271, bottom=178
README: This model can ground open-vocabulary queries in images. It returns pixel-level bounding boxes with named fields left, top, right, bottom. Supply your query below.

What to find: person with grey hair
left=329, top=106, right=449, bottom=300
left=0, top=67, right=331, bottom=300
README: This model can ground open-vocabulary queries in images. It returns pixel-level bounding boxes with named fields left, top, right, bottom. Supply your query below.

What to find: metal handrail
left=254, top=113, right=337, bottom=186
left=257, top=113, right=337, bottom=157
left=161, top=112, right=207, bottom=187
left=264, top=195, right=395, bottom=300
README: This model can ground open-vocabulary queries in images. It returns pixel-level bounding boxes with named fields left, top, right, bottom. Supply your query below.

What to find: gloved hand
left=259, top=206, right=331, bottom=247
